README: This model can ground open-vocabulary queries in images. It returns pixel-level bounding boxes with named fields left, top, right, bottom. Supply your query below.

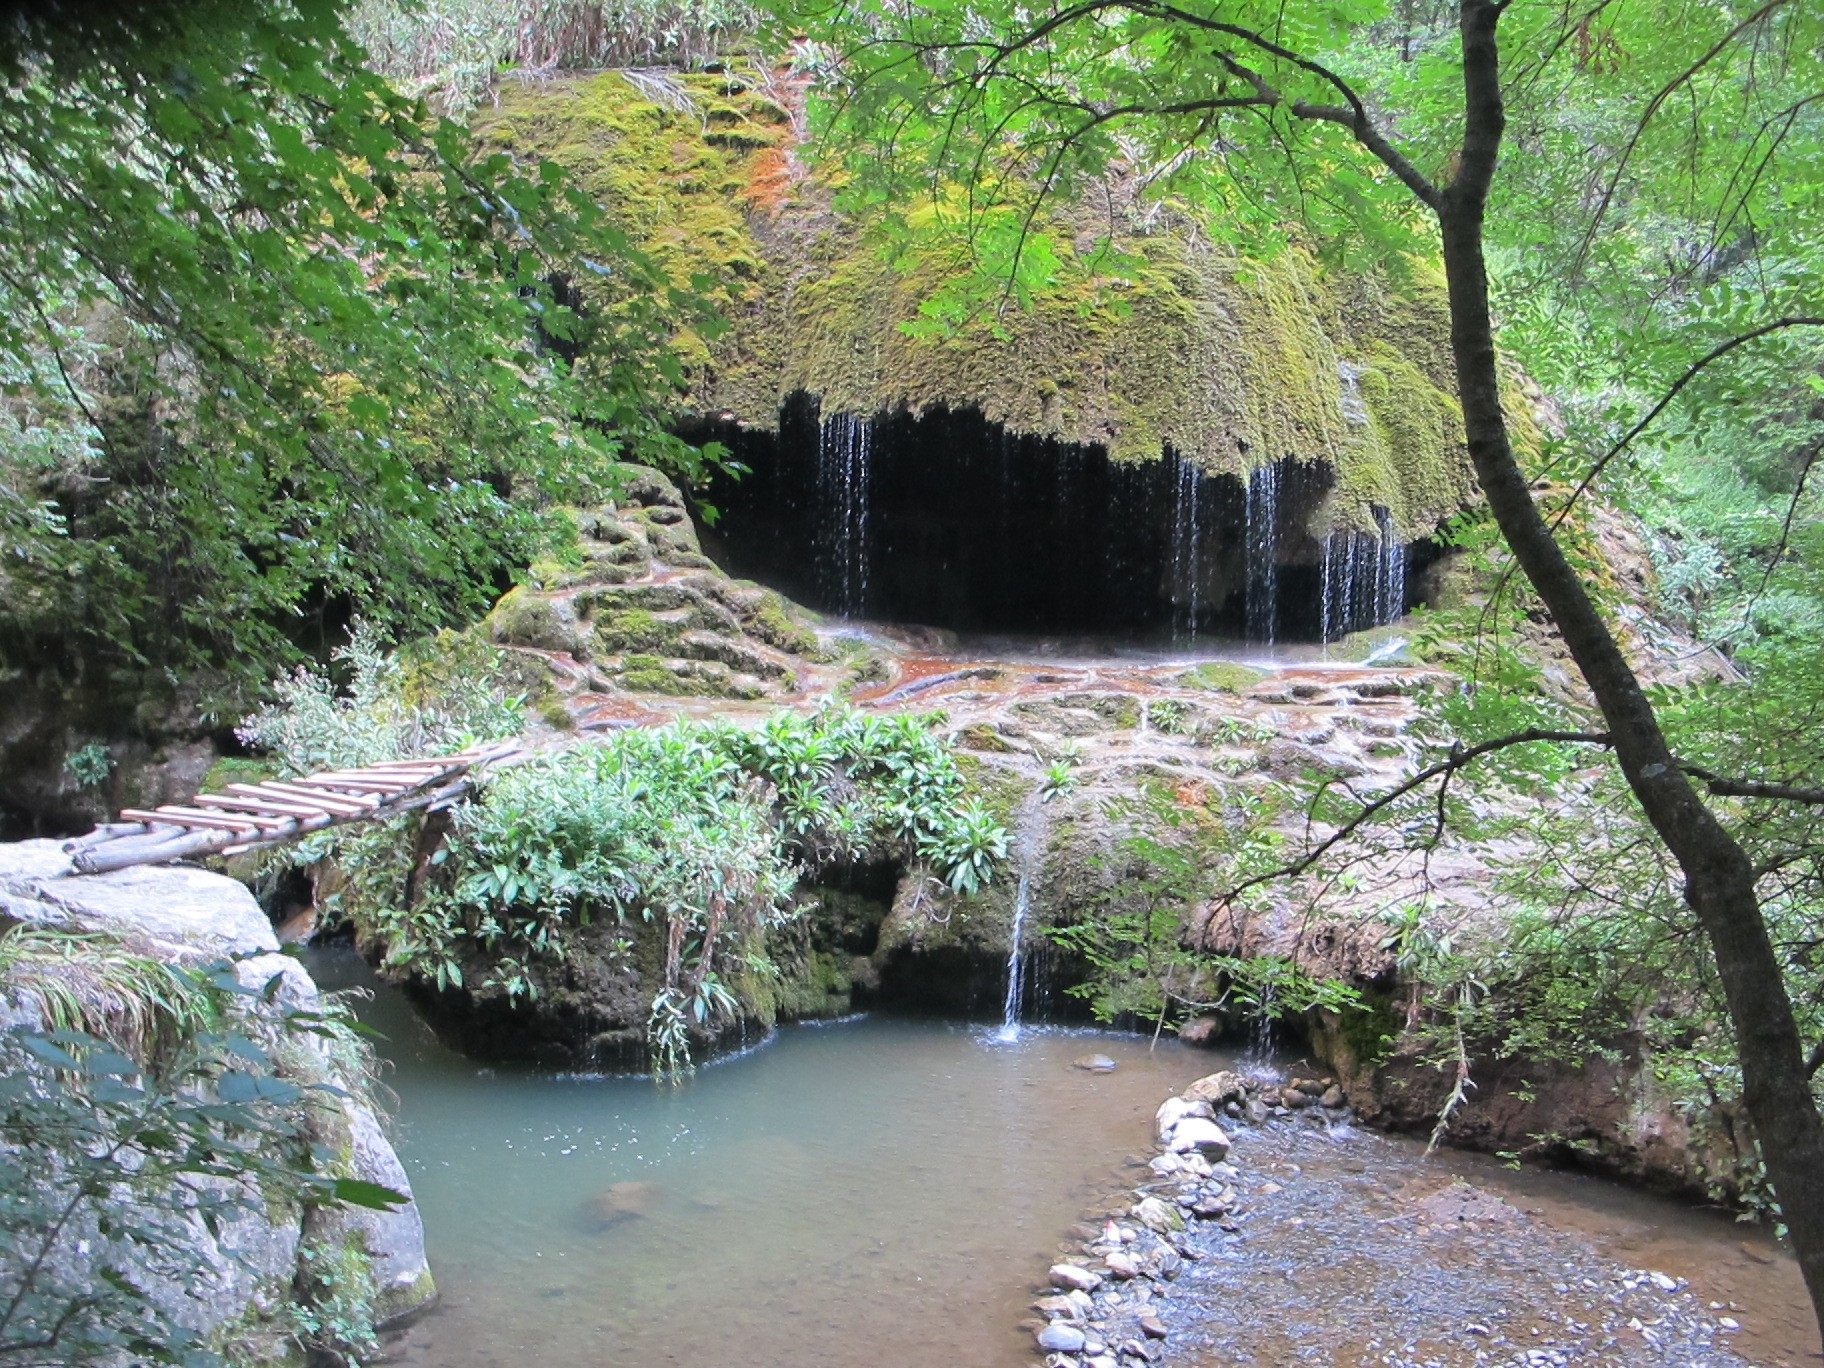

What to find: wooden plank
left=286, top=775, right=417, bottom=796
left=118, top=809, right=205, bottom=829
left=116, top=807, right=266, bottom=835
left=233, top=782, right=374, bottom=815
left=193, top=793, right=326, bottom=818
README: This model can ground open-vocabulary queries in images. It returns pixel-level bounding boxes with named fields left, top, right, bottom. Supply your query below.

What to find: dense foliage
left=350, top=0, right=758, bottom=112
left=244, top=634, right=1006, bottom=1071
left=0, top=0, right=709, bottom=698
left=0, top=928, right=402, bottom=1366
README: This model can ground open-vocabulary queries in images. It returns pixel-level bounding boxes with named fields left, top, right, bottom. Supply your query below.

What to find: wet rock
left=1166, top=1117, right=1231, bottom=1161
left=1282, top=1088, right=1313, bottom=1110
left=1177, top=1015, right=1221, bottom=1046
left=1138, top=1314, right=1168, bottom=1339
left=1147, top=1154, right=1182, bottom=1177
left=582, top=1179, right=658, bottom=1230
left=1034, top=1295, right=1081, bottom=1319
left=1183, top=1070, right=1249, bottom=1106
left=1177, top=1152, right=1212, bottom=1180
left=1119, top=1338, right=1155, bottom=1361
left=1154, top=1095, right=1214, bottom=1143
left=1244, top=1097, right=1269, bottom=1124
left=1190, top=1193, right=1232, bottom=1220
left=1131, top=1197, right=1182, bottom=1235
left=1050, top=1263, right=1104, bottom=1293
left=1074, top=1054, right=1118, bottom=1072
left=1103, top=1251, right=1141, bottom=1280
left=1037, top=1323, right=1088, bottom=1353
left=1319, top=1084, right=1346, bottom=1109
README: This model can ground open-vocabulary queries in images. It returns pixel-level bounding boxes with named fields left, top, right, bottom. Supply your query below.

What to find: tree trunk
left=1437, top=0, right=1824, bottom=1343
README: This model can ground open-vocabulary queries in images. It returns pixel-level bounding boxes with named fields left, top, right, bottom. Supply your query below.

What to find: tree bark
left=1436, top=0, right=1824, bottom=1341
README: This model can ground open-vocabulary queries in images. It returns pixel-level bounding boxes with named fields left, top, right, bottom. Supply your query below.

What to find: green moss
left=485, top=586, right=576, bottom=653
left=199, top=756, right=273, bottom=795
left=1180, top=661, right=1267, bottom=694
left=593, top=606, right=680, bottom=654
left=957, top=722, right=1015, bottom=752
left=480, top=75, right=1481, bottom=539
left=743, top=590, right=819, bottom=656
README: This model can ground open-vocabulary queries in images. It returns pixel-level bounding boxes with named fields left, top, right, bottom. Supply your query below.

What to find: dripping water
left=1170, top=454, right=1204, bottom=643
left=1241, top=979, right=1281, bottom=1078
left=1375, top=506, right=1406, bottom=624
left=816, top=412, right=873, bottom=617
left=1245, top=461, right=1281, bottom=642
left=1315, top=511, right=1408, bottom=643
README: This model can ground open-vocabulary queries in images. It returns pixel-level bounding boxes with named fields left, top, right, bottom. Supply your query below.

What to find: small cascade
left=993, top=803, right=1051, bottom=1043
left=815, top=412, right=873, bottom=617
left=1170, top=454, right=1204, bottom=642
left=1241, top=979, right=1281, bottom=1077
left=1245, top=461, right=1281, bottom=642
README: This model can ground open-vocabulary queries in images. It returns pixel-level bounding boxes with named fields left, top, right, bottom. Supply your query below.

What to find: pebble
left=1050, top=1263, right=1104, bottom=1293
left=1131, top=1197, right=1181, bottom=1234
left=1073, top=1054, right=1118, bottom=1072
left=1138, top=1314, right=1168, bottom=1339
left=1103, top=1251, right=1140, bottom=1280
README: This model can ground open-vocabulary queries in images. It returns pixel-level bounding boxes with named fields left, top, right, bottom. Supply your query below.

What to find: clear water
left=307, top=947, right=1816, bottom=1368
left=307, top=947, right=1204, bottom=1368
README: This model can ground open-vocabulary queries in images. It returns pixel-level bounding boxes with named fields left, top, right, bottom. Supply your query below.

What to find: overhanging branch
left=1214, top=728, right=1613, bottom=906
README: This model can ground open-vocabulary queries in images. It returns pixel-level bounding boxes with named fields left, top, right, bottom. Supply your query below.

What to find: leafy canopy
left=0, top=0, right=711, bottom=683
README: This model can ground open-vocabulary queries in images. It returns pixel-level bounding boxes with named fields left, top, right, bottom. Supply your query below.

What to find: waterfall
left=1170, top=454, right=1203, bottom=642
left=816, top=412, right=873, bottom=617
left=1316, top=511, right=1408, bottom=642
left=994, top=804, right=1050, bottom=1043
left=1375, top=507, right=1406, bottom=624
left=1241, top=979, right=1281, bottom=1077
left=1245, top=461, right=1281, bottom=642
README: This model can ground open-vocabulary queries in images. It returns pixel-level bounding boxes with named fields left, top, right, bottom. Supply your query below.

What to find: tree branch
left=1215, top=728, right=1613, bottom=906
left=1546, top=316, right=1824, bottom=532
left=1682, top=765, right=1824, bottom=807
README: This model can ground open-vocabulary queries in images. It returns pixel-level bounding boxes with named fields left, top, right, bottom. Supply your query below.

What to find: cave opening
left=686, top=394, right=1443, bottom=643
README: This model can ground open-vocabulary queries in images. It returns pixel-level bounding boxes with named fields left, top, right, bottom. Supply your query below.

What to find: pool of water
left=308, top=948, right=1817, bottom=1368
left=309, top=947, right=1207, bottom=1368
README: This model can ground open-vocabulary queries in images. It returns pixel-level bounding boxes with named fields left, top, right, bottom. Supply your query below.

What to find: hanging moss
left=477, top=73, right=1515, bottom=533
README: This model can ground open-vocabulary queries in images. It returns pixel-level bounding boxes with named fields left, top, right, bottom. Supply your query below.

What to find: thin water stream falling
left=1316, top=507, right=1408, bottom=644
left=996, top=802, right=1051, bottom=1042
left=1245, top=460, right=1281, bottom=643
left=815, top=412, right=873, bottom=617
left=1170, top=455, right=1204, bottom=644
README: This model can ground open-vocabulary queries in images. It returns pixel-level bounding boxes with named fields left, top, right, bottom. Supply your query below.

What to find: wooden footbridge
left=61, top=742, right=522, bottom=875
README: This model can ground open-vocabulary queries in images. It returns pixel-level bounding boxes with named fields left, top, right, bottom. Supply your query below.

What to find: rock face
left=484, top=466, right=829, bottom=710
left=473, top=73, right=1483, bottom=533
left=0, top=841, right=436, bottom=1353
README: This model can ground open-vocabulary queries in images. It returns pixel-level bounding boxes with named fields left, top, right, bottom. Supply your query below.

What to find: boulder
left=0, top=842, right=437, bottom=1347
left=1131, top=1197, right=1183, bottom=1234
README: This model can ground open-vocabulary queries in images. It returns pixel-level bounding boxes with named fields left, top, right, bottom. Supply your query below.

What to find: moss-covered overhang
left=476, top=69, right=1509, bottom=536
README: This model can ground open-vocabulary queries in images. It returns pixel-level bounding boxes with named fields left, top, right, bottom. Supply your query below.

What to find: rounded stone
left=1038, top=1323, right=1089, bottom=1353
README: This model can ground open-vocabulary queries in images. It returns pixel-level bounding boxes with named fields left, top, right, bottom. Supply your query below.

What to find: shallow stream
left=307, top=949, right=1815, bottom=1368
